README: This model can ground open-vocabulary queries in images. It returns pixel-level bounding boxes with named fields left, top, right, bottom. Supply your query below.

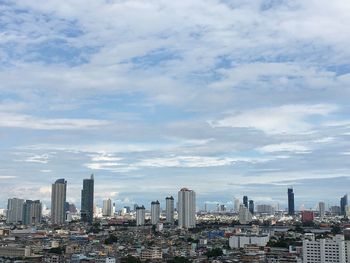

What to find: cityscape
left=2, top=0, right=350, bottom=263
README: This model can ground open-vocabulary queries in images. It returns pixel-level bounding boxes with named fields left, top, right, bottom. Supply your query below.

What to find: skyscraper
left=178, top=188, right=196, bottom=229
left=340, top=194, right=348, bottom=216
left=6, top=198, right=24, bottom=224
left=51, top=178, right=67, bottom=225
left=249, top=200, right=254, bottom=214
left=234, top=198, right=240, bottom=213
left=239, top=204, right=252, bottom=224
left=151, top=200, right=160, bottom=225
left=103, top=198, right=112, bottom=217
left=22, top=200, right=42, bottom=225
left=165, top=196, right=174, bottom=224
left=136, top=205, right=145, bottom=226
left=81, top=174, right=94, bottom=224
left=288, top=188, right=295, bottom=215
left=319, top=202, right=325, bottom=219
left=243, top=196, right=248, bottom=208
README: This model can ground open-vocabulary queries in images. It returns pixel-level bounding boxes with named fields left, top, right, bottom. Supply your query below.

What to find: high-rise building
left=249, top=200, right=254, bottom=214
left=22, top=200, right=42, bottom=225
left=6, top=198, right=24, bottom=224
left=51, top=178, right=67, bottom=225
left=165, top=196, right=174, bottom=224
left=340, top=194, right=348, bottom=216
left=234, top=198, right=240, bottom=213
left=178, top=188, right=196, bottom=229
left=256, top=204, right=275, bottom=215
left=81, top=174, right=94, bottom=224
left=243, top=196, right=248, bottom=208
left=319, top=202, right=325, bottom=219
left=151, top=200, right=160, bottom=225
left=288, top=188, right=295, bottom=215
left=103, top=199, right=112, bottom=217
left=301, top=211, right=314, bottom=223
left=136, top=205, right=145, bottom=226
left=239, top=204, right=252, bottom=224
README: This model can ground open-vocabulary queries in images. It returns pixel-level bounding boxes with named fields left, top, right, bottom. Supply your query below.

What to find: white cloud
left=258, top=143, right=311, bottom=154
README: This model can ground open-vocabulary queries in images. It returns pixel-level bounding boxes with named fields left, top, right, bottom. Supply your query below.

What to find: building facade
left=288, top=188, right=295, bottom=215
left=151, top=200, right=160, bottom=225
left=103, top=198, right=112, bottom=217
left=165, top=196, right=174, bottom=224
left=51, top=179, right=67, bottom=225
left=136, top=205, right=145, bottom=226
left=178, top=188, right=196, bottom=229
left=6, top=198, right=24, bottom=224
left=81, top=174, right=94, bottom=224
left=22, top=200, right=42, bottom=225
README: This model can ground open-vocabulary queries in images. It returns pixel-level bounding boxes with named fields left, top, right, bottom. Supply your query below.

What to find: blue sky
left=1, top=0, right=350, bottom=210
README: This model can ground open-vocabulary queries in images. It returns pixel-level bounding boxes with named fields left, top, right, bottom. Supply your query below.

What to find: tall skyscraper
left=288, top=188, right=295, bottom=215
left=239, top=204, right=252, bottom=224
left=103, top=198, right=112, bottom=217
left=249, top=200, right=254, bottom=214
left=243, top=196, right=248, bottom=208
left=6, top=198, right=24, bottom=224
left=319, top=202, right=325, bottom=219
left=22, top=200, right=42, bottom=225
left=136, top=205, right=145, bottom=226
left=81, top=174, right=94, bottom=224
left=151, top=200, right=160, bottom=225
left=178, top=188, right=196, bottom=229
left=340, top=194, right=348, bottom=216
left=165, top=196, right=174, bottom=224
left=51, top=179, right=67, bottom=225
left=234, top=198, right=240, bottom=213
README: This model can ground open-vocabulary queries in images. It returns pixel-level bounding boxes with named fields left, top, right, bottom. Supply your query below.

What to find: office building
left=165, top=196, right=174, bottom=224
left=288, top=188, right=295, bottom=215
left=151, top=200, right=160, bottom=225
left=81, top=174, right=94, bottom=223
left=331, top=206, right=341, bottom=215
left=319, top=202, right=325, bottom=219
left=234, top=198, right=240, bottom=213
left=136, top=205, right=145, bottom=226
left=178, top=188, right=196, bottom=229
left=303, top=234, right=346, bottom=263
left=256, top=204, right=275, bottom=215
left=341, top=194, right=348, bottom=216
left=301, top=211, right=314, bottom=223
left=51, top=178, right=67, bottom=225
left=249, top=200, right=254, bottom=214
left=22, top=200, right=42, bottom=225
left=243, top=196, right=248, bottom=208
left=239, top=204, right=252, bottom=224
left=103, top=198, right=112, bottom=217
left=6, top=198, right=24, bottom=224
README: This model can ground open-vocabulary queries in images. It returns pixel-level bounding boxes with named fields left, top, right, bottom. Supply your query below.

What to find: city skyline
left=1, top=1, right=350, bottom=207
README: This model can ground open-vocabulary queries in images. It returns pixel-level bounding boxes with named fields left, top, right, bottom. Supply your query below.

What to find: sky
left=1, top=0, right=350, bottom=210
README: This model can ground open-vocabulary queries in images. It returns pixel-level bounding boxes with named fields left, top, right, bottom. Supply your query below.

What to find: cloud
left=258, top=143, right=311, bottom=154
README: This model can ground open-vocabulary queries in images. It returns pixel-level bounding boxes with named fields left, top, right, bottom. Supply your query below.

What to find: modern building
left=22, top=200, right=42, bottom=225
left=288, top=188, right=295, bottom=215
left=178, top=188, right=196, bottom=229
left=239, top=204, right=252, bottom=224
left=303, top=234, right=346, bottom=263
left=165, top=196, right=174, bottom=224
left=81, top=174, right=94, bottom=224
left=136, top=205, right=145, bottom=226
left=103, top=198, right=112, bottom=217
left=229, top=234, right=270, bottom=248
left=256, top=204, right=275, bottom=215
left=234, top=198, right=240, bottom=213
left=301, top=211, right=314, bottom=223
left=341, top=194, right=348, bottom=216
left=249, top=200, right=254, bottom=214
left=51, top=178, right=67, bottom=225
left=319, top=202, right=325, bottom=219
left=6, top=198, right=24, bottom=224
left=243, top=196, right=248, bottom=208
left=151, top=200, right=160, bottom=225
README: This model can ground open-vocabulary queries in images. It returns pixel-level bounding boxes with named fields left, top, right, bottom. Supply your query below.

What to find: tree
left=205, top=248, right=223, bottom=258
left=105, top=234, right=118, bottom=245
left=167, top=257, right=191, bottom=263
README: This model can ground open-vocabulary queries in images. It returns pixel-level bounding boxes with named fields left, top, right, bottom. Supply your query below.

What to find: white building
left=178, top=188, right=196, bottom=229
left=165, top=196, right=174, bottom=224
left=151, top=200, right=160, bottom=225
left=103, top=199, right=112, bottom=217
left=229, top=234, right=270, bottom=248
left=239, top=204, right=252, bottom=224
left=303, top=234, right=346, bottom=263
left=234, top=198, right=240, bottom=213
left=256, top=204, right=275, bottom=215
left=6, top=198, right=24, bottom=224
left=141, top=247, right=162, bottom=261
left=319, top=202, right=326, bottom=219
left=136, top=205, right=145, bottom=226
left=51, top=179, right=67, bottom=225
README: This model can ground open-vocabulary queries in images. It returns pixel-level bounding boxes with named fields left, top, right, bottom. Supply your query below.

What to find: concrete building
left=229, top=234, right=270, bottom=248
left=140, top=247, right=162, bottom=261
left=51, top=178, right=67, bottom=225
left=178, top=188, right=196, bottom=229
left=136, top=205, right=145, bottom=226
left=234, top=198, right=240, bottom=213
left=239, top=204, right=252, bottom=224
left=81, top=174, right=94, bottom=224
left=288, top=188, right=295, bottom=215
left=319, top=202, right=325, bottom=219
left=303, top=234, right=346, bottom=263
left=256, top=204, right=275, bottom=215
left=165, top=196, right=174, bottom=224
left=151, top=200, right=160, bottom=225
left=103, top=198, right=112, bottom=217
left=6, top=198, right=24, bottom=224
left=0, top=246, right=32, bottom=258
left=22, top=200, right=42, bottom=225
left=301, top=211, right=314, bottom=223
